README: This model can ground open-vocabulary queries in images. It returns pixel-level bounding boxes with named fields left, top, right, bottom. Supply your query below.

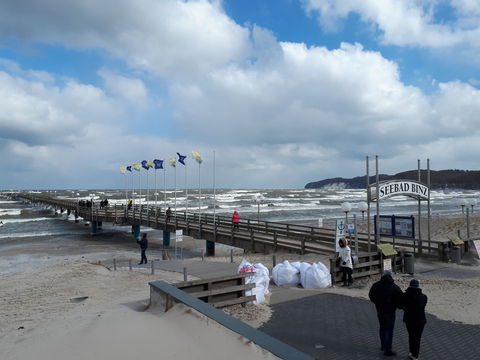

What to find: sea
left=0, top=188, right=477, bottom=275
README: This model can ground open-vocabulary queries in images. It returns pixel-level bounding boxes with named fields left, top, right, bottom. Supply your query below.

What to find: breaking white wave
left=0, top=209, right=22, bottom=216
left=0, top=217, right=54, bottom=224
left=0, top=231, right=68, bottom=240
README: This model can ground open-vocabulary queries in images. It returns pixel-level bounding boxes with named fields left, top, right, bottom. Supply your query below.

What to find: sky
left=1, top=0, right=480, bottom=190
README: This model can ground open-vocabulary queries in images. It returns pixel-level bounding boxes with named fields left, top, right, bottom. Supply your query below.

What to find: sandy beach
left=0, top=262, right=280, bottom=360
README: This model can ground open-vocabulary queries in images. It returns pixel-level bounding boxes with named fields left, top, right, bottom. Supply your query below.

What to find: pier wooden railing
left=14, top=193, right=448, bottom=261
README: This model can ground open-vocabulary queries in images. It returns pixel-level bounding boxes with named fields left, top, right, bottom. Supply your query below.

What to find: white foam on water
left=0, top=231, right=66, bottom=240
left=1, top=217, right=54, bottom=224
left=0, top=200, right=19, bottom=204
left=0, top=209, right=22, bottom=216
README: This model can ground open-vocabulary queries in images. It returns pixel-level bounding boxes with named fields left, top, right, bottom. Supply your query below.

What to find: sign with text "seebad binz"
left=370, top=180, right=429, bottom=201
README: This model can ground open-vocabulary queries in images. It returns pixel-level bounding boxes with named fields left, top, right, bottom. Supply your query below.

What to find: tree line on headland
left=305, top=170, right=480, bottom=190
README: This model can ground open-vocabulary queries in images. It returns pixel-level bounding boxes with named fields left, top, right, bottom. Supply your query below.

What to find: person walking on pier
left=403, top=279, right=428, bottom=360
left=166, top=207, right=172, bottom=222
left=369, top=270, right=403, bottom=357
left=137, top=233, right=148, bottom=265
left=232, top=211, right=240, bottom=230
left=337, top=238, right=353, bottom=286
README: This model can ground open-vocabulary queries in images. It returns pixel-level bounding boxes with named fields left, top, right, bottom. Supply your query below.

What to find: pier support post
left=162, top=231, right=171, bottom=259
left=74, top=210, right=78, bottom=223
left=132, top=225, right=141, bottom=240
left=163, top=231, right=171, bottom=247
left=98, top=221, right=102, bottom=230
left=206, top=240, right=215, bottom=257
left=91, top=221, right=98, bottom=235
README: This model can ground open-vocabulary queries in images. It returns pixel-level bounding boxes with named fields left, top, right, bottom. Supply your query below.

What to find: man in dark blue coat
left=369, top=271, right=404, bottom=356
left=403, top=279, right=428, bottom=360
left=137, top=233, right=148, bottom=265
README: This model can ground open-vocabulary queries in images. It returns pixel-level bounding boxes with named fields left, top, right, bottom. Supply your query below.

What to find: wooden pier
left=11, top=192, right=454, bottom=282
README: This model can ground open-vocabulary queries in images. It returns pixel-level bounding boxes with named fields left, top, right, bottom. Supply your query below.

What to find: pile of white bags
left=237, top=259, right=270, bottom=304
left=272, top=260, right=331, bottom=289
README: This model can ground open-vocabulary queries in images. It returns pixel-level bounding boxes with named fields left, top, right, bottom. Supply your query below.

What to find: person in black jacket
left=137, top=233, right=148, bottom=265
left=368, top=271, right=404, bottom=356
left=403, top=279, right=428, bottom=360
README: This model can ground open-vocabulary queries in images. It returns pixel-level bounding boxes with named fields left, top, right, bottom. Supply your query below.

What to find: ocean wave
left=0, top=231, right=70, bottom=240
left=0, top=209, right=22, bottom=216
left=0, top=217, right=55, bottom=224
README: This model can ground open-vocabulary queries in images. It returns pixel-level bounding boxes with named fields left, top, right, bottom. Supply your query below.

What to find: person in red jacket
left=232, top=211, right=240, bottom=230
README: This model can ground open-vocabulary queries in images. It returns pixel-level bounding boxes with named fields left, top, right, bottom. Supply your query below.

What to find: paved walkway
left=260, top=292, right=480, bottom=360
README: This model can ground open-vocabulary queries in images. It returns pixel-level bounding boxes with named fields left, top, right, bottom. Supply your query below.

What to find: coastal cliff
left=305, top=170, right=480, bottom=189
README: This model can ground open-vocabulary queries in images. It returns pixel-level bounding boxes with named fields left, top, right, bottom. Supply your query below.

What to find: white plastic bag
left=250, top=263, right=270, bottom=304
left=272, top=260, right=300, bottom=286
left=237, top=260, right=270, bottom=304
left=301, top=262, right=331, bottom=289
left=237, top=258, right=255, bottom=274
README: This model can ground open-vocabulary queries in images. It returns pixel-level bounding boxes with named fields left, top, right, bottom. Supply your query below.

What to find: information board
left=374, top=215, right=415, bottom=239
left=335, top=219, right=346, bottom=252
left=176, top=229, right=183, bottom=242
left=473, top=240, right=480, bottom=259
left=383, top=258, right=392, bottom=272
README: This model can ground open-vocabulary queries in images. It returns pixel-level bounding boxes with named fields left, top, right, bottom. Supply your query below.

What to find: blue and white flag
left=153, top=159, right=164, bottom=169
left=177, top=152, right=186, bottom=166
left=141, top=160, right=150, bottom=170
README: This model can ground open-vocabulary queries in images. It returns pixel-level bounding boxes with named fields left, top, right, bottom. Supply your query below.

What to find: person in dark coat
left=403, top=279, right=428, bottom=360
left=368, top=271, right=404, bottom=356
left=137, top=233, right=148, bottom=265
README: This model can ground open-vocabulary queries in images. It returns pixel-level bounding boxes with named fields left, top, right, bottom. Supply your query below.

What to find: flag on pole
left=191, top=150, right=202, bottom=164
left=177, top=153, right=186, bottom=165
left=126, top=166, right=132, bottom=172
left=132, top=163, right=141, bottom=171
left=168, top=157, right=176, bottom=167
left=141, top=160, right=151, bottom=170
left=120, top=165, right=127, bottom=174
left=147, top=160, right=154, bottom=168
left=153, top=159, right=164, bottom=169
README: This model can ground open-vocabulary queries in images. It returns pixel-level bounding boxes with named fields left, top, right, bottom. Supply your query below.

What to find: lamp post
left=254, top=195, right=263, bottom=223
left=89, top=193, right=95, bottom=223
left=341, top=202, right=352, bottom=225
left=460, top=199, right=467, bottom=214
left=358, top=201, right=368, bottom=220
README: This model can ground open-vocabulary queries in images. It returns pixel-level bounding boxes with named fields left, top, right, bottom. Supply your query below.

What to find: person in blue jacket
left=137, top=233, right=148, bottom=265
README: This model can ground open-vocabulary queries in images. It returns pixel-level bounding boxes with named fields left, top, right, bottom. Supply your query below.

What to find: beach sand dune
left=1, top=262, right=280, bottom=360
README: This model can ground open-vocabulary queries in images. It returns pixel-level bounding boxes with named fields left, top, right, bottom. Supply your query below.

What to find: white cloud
left=302, top=0, right=480, bottom=48
left=0, top=0, right=251, bottom=79
left=1, top=1, right=480, bottom=188
left=98, top=70, right=148, bottom=106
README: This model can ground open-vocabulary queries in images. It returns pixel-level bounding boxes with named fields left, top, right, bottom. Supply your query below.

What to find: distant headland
left=305, top=169, right=480, bottom=190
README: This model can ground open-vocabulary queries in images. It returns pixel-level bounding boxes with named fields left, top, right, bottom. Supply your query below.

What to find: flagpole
left=132, top=169, right=135, bottom=206
left=174, top=165, right=177, bottom=214
left=146, top=169, right=149, bottom=212
left=198, top=160, right=201, bottom=216
left=213, top=150, right=216, bottom=223
left=164, top=167, right=167, bottom=210
left=154, top=168, right=157, bottom=217
left=138, top=169, right=141, bottom=208
left=185, top=162, right=188, bottom=218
